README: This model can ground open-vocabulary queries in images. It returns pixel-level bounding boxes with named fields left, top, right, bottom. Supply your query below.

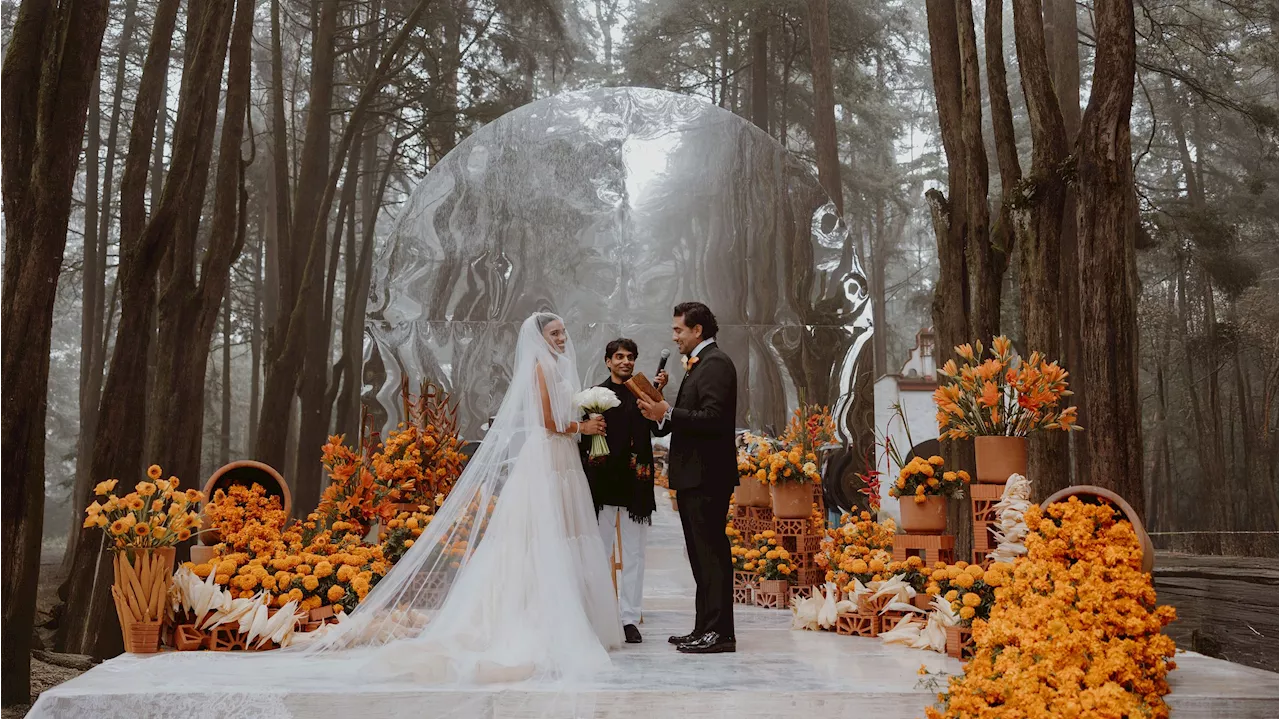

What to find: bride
left=29, top=313, right=623, bottom=716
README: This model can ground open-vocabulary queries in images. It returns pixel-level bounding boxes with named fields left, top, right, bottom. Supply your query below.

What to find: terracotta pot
left=1041, top=485, right=1155, bottom=574
left=771, top=481, right=814, bottom=519
left=201, top=460, right=290, bottom=543
left=759, top=579, right=789, bottom=596
left=124, top=622, right=162, bottom=654
left=110, top=547, right=176, bottom=652
left=974, top=436, right=1027, bottom=484
left=735, top=478, right=772, bottom=508
left=898, top=496, right=948, bottom=534
left=189, top=544, right=217, bottom=566
left=912, top=594, right=934, bottom=610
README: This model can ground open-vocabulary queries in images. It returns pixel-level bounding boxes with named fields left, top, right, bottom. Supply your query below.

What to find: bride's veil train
left=28, top=313, right=617, bottom=718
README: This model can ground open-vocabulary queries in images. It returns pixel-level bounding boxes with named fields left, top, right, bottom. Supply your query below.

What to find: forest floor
left=3, top=559, right=98, bottom=719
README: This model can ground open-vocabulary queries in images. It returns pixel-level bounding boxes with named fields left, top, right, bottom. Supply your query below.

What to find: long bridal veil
left=30, top=313, right=614, bottom=718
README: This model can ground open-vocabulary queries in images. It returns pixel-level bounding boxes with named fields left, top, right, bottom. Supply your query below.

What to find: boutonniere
left=682, top=356, right=701, bottom=372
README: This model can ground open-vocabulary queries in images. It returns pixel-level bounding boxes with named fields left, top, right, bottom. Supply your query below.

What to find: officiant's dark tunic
left=579, top=380, right=657, bottom=524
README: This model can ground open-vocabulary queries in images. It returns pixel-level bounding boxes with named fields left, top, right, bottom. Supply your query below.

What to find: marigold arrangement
left=814, top=512, right=902, bottom=591
left=925, top=561, right=1011, bottom=625
left=927, top=498, right=1177, bottom=719
left=204, top=483, right=289, bottom=553
left=933, top=336, right=1083, bottom=440
left=760, top=444, right=822, bottom=486
left=750, top=531, right=796, bottom=580
left=888, top=455, right=969, bottom=504
left=82, top=464, right=204, bottom=548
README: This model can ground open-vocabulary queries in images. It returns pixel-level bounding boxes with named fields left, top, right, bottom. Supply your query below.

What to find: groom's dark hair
left=674, top=302, right=718, bottom=340
left=605, top=338, right=638, bottom=359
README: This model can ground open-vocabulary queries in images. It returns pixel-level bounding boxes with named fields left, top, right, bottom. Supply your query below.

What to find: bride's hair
left=534, top=311, right=561, bottom=333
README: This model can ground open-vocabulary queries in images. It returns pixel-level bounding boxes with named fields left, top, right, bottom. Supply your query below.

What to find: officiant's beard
left=609, top=366, right=634, bottom=383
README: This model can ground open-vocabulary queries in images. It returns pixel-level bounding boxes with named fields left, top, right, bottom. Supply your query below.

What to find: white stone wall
left=873, top=377, right=940, bottom=525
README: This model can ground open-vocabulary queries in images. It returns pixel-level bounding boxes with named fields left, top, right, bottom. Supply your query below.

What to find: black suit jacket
left=654, top=343, right=738, bottom=493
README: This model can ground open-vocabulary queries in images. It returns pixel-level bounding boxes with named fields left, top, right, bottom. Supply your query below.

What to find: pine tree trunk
left=279, top=0, right=339, bottom=514
left=1012, top=0, right=1070, bottom=498
left=147, top=0, right=254, bottom=486
left=750, top=14, right=769, bottom=133
left=146, top=0, right=242, bottom=487
left=1044, top=0, right=1087, bottom=488
left=56, top=0, right=211, bottom=659
left=925, top=0, right=977, bottom=559
left=955, top=0, right=997, bottom=343
left=805, top=0, right=842, bottom=215
left=1076, top=0, right=1143, bottom=516
left=1, top=0, right=110, bottom=702
left=65, top=0, right=140, bottom=578
left=221, top=293, right=233, bottom=466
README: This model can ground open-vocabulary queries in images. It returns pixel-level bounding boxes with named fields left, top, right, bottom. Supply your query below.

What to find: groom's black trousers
left=676, top=485, right=735, bottom=638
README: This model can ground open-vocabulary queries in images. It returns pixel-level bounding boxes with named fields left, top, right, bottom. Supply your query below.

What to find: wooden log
left=1153, top=551, right=1278, bottom=672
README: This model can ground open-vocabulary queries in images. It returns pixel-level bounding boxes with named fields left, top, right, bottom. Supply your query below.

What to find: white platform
left=28, top=491, right=1279, bottom=718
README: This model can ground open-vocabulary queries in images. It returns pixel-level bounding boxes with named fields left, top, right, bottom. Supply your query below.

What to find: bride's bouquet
left=573, top=387, right=620, bottom=459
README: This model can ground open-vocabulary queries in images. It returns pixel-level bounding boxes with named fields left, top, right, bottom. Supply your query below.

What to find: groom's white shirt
left=658, top=338, right=715, bottom=430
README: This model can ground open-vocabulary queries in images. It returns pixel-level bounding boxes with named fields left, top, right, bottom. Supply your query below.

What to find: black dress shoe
left=668, top=632, right=699, bottom=645
left=676, top=631, right=736, bottom=654
left=624, top=624, right=642, bottom=644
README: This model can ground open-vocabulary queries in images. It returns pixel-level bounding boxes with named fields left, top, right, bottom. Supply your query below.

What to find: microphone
left=656, top=349, right=671, bottom=374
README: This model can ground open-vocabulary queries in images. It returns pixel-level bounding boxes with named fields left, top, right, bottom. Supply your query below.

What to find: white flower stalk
left=989, top=473, right=1033, bottom=564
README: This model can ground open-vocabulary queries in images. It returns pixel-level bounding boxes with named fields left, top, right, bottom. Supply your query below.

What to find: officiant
left=580, top=338, right=658, bottom=644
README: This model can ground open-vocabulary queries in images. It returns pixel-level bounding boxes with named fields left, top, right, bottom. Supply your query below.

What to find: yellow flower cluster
left=756, top=444, right=821, bottom=487
left=888, top=455, right=969, bottom=503
left=83, top=465, right=204, bottom=549
left=749, top=530, right=795, bottom=580
left=927, top=499, right=1177, bottom=719
left=205, top=483, right=289, bottom=552
left=933, top=336, right=1082, bottom=441
left=925, top=561, right=1012, bottom=624
left=188, top=518, right=402, bottom=613
left=814, top=512, right=897, bottom=589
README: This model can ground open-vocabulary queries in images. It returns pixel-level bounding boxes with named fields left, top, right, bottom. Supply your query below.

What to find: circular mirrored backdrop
left=365, top=87, right=872, bottom=442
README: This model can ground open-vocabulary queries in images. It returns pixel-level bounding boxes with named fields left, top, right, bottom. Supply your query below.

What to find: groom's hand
left=654, top=370, right=670, bottom=391
left=637, top=396, right=670, bottom=422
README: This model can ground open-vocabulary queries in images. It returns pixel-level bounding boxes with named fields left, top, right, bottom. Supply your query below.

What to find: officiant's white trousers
left=598, top=506, right=648, bottom=625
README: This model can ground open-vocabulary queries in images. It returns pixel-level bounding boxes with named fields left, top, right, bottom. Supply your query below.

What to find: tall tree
left=806, top=0, right=842, bottom=214
left=257, top=0, right=434, bottom=509
left=258, top=0, right=340, bottom=512
left=1011, top=0, right=1070, bottom=497
left=66, top=0, right=143, bottom=576
left=1077, top=0, right=1144, bottom=514
left=58, top=0, right=225, bottom=658
left=1044, top=0, right=1087, bottom=486
left=145, top=0, right=256, bottom=488
left=0, top=0, right=110, bottom=703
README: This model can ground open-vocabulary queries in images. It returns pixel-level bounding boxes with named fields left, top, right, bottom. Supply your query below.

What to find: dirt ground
left=5, top=561, right=95, bottom=719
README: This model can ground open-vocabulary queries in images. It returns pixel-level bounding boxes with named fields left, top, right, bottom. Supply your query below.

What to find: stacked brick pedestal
left=970, top=483, right=1005, bottom=565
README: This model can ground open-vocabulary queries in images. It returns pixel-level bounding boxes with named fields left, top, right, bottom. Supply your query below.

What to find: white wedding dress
left=28, top=313, right=622, bottom=718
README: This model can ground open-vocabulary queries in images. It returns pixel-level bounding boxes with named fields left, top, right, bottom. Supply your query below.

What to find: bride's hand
left=579, top=415, right=606, bottom=436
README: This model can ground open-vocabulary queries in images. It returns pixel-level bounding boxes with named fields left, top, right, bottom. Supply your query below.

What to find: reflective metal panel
left=365, top=87, right=872, bottom=441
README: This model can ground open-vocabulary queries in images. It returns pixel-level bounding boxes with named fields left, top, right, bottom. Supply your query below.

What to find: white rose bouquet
left=573, top=387, right=621, bottom=459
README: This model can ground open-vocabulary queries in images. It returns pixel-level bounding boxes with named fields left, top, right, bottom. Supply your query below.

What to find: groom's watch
left=658, top=406, right=673, bottom=430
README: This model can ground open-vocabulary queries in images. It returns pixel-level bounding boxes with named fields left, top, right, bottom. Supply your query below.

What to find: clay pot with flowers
left=82, top=464, right=206, bottom=653
left=762, top=443, right=823, bottom=519
left=889, top=455, right=970, bottom=534
left=933, top=336, right=1082, bottom=483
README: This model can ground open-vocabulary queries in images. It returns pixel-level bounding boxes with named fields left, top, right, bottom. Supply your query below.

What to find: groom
left=638, top=302, right=737, bottom=654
